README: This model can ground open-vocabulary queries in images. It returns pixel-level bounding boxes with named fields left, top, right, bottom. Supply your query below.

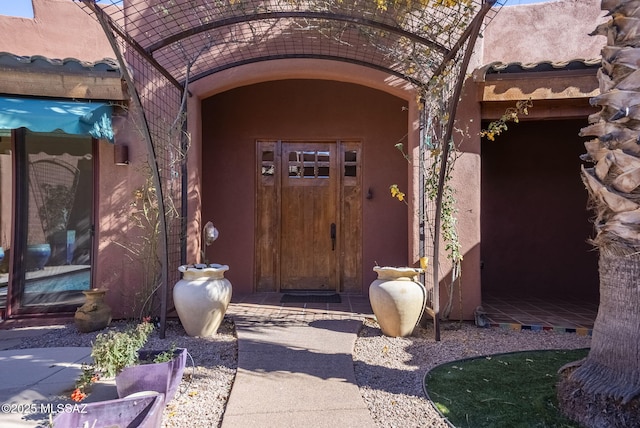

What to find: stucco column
left=186, top=94, right=203, bottom=264
left=407, top=99, right=421, bottom=266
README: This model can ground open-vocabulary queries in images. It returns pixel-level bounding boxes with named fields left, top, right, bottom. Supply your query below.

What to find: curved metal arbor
left=77, top=0, right=503, bottom=338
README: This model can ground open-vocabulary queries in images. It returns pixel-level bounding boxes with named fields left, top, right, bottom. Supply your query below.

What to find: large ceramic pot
left=26, top=243, right=51, bottom=271
left=74, top=289, right=112, bottom=333
left=116, top=348, right=187, bottom=406
left=369, top=266, right=426, bottom=337
left=173, top=264, right=232, bottom=337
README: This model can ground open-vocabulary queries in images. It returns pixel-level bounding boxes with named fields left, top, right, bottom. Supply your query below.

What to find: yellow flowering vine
left=389, top=184, right=407, bottom=204
left=480, top=99, right=532, bottom=141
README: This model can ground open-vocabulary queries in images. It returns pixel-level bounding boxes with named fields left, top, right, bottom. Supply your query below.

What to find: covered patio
left=76, top=0, right=506, bottom=340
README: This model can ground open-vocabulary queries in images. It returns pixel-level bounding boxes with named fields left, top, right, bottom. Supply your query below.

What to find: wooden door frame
left=255, top=139, right=362, bottom=293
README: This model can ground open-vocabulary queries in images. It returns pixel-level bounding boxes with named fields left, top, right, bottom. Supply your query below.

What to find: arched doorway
left=201, top=79, right=410, bottom=294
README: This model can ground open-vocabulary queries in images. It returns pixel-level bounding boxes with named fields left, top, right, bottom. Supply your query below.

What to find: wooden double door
left=255, top=140, right=362, bottom=292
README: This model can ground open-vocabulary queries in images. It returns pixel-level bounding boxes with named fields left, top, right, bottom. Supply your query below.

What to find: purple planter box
left=53, top=393, right=164, bottom=428
left=116, top=348, right=187, bottom=406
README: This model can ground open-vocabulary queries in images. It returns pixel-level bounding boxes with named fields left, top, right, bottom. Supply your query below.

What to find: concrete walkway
left=0, top=293, right=376, bottom=428
left=0, top=326, right=94, bottom=428
left=222, top=318, right=375, bottom=427
left=222, top=293, right=376, bottom=427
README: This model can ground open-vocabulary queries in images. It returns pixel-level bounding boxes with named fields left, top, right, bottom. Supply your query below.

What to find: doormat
left=280, top=293, right=342, bottom=303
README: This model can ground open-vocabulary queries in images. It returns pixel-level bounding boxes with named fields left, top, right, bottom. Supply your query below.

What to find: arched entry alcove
left=187, top=59, right=419, bottom=293
left=77, top=0, right=503, bottom=338
left=200, top=78, right=410, bottom=293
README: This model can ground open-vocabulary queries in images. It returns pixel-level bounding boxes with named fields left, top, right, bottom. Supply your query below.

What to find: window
left=288, top=150, right=331, bottom=179
left=1, top=130, right=94, bottom=313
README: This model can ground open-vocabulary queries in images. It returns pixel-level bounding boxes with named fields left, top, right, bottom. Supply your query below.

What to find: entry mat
left=280, top=293, right=342, bottom=303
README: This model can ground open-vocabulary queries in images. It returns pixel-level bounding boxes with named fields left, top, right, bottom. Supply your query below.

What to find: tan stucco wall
left=458, top=0, right=605, bottom=317
left=445, top=0, right=606, bottom=319
left=480, top=0, right=606, bottom=64
left=0, top=0, right=608, bottom=320
left=0, top=0, right=144, bottom=318
left=0, top=0, right=114, bottom=61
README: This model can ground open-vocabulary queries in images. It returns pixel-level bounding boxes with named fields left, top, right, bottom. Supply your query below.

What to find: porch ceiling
left=79, top=0, right=504, bottom=89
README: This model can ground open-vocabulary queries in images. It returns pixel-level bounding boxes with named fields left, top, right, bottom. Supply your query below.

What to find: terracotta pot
left=74, top=289, right=112, bottom=333
left=173, top=264, right=232, bottom=337
left=369, top=266, right=426, bottom=337
left=116, top=348, right=187, bottom=406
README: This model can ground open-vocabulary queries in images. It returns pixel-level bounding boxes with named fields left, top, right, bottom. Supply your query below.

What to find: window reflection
left=288, top=150, right=330, bottom=179
left=261, top=150, right=275, bottom=176
left=0, top=131, right=93, bottom=312
left=20, top=132, right=93, bottom=308
left=0, top=134, right=11, bottom=309
left=344, top=150, right=357, bottom=177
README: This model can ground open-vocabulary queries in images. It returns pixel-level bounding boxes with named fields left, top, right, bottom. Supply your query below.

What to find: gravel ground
left=354, top=319, right=591, bottom=428
left=10, top=318, right=237, bottom=428
left=10, top=317, right=591, bottom=428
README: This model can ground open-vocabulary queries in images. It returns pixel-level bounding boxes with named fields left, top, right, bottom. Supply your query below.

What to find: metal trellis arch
left=77, top=0, right=503, bottom=339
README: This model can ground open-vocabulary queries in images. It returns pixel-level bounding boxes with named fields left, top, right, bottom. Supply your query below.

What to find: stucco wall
left=450, top=0, right=606, bottom=317
left=0, top=0, right=608, bottom=320
left=0, top=1, right=144, bottom=318
left=201, top=79, right=410, bottom=293
left=480, top=0, right=606, bottom=65
left=0, top=0, right=113, bottom=61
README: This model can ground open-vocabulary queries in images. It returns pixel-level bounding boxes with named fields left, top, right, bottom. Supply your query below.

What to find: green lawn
left=424, top=348, right=589, bottom=428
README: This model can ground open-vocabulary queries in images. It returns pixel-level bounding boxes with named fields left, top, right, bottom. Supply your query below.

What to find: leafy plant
left=480, top=98, right=532, bottom=141
left=113, top=166, right=163, bottom=319
left=71, top=318, right=155, bottom=402
left=91, top=319, right=155, bottom=378
left=152, top=344, right=178, bottom=364
left=390, top=139, right=462, bottom=320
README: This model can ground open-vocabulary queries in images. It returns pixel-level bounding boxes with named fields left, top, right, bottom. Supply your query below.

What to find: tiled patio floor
left=229, top=292, right=598, bottom=336
left=1, top=292, right=598, bottom=336
left=481, top=295, right=598, bottom=336
left=228, top=293, right=375, bottom=322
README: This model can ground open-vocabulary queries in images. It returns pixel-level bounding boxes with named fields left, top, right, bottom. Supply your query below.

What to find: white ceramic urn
left=173, top=264, right=232, bottom=337
left=369, top=266, right=426, bottom=337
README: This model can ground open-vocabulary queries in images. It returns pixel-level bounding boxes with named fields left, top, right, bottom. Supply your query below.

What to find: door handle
left=330, top=223, right=336, bottom=251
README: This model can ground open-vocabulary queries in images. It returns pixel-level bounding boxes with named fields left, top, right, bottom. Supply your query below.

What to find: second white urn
left=173, top=264, right=232, bottom=337
left=369, top=266, right=426, bottom=337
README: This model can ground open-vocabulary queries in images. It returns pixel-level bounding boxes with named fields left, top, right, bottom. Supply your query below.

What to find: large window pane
left=22, top=132, right=93, bottom=308
left=0, top=134, right=11, bottom=309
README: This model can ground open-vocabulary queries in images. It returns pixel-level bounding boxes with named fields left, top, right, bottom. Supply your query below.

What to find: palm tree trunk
left=557, top=253, right=640, bottom=409
left=557, top=1, right=640, bottom=426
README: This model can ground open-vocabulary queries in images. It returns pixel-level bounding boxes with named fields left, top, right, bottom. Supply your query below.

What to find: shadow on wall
left=480, top=118, right=599, bottom=301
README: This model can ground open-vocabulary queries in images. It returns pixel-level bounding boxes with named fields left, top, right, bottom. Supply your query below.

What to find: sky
left=0, top=0, right=552, bottom=19
left=0, top=0, right=117, bottom=18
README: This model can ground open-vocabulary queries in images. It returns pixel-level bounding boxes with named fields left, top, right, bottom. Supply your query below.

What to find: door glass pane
left=22, top=132, right=92, bottom=308
left=317, top=150, right=330, bottom=178
left=288, top=149, right=331, bottom=179
left=344, top=150, right=357, bottom=177
left=261, top=150, right=274, bottom=177
left=0, top=134, right=11, bottom=309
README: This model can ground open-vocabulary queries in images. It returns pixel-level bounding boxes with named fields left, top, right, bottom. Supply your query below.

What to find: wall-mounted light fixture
left=114, top=143, right=129, bottom=165
left=366, top=187, right=373, bottom=199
